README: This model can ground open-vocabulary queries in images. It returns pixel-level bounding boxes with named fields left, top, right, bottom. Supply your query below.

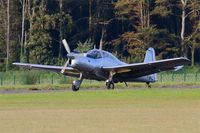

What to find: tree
left=0, top=0, right=10, bottom=71
left=6, top=0, right=10, bottom=71
left=89, top=0, right=92, bottom=36
left=0, top=0, right=200, bottom=70
left=151, top=0, right=173, bottom=17
left=186, top=20, right=200, bottom=66
left=91, top=0, right=115, bottom=50
left=113, top=0, right=157, bottom=61
left=19, top=0, right=28, bottom=63
left=75, top=39, right=93, bottom=52
left=179, top=0, right=200, bottom=57
left=0, top=0, right=7, bottom=66
left=26, top=0, right=52, bottom=64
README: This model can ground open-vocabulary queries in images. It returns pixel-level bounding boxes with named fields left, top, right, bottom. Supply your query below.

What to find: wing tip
left=180, top=57, right=191, bottom=65
left=12, top=62, right=27, bottom=66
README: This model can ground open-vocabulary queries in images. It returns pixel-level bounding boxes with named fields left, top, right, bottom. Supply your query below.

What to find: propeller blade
left=61, top=59, right=70, bottom=74
left=62, top=39, right=71, bottom=53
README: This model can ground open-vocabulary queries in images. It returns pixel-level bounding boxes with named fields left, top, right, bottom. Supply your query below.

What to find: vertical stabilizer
left=144, top=48, right=157, bottom=82
left=144, top=47, right=156, bottom=63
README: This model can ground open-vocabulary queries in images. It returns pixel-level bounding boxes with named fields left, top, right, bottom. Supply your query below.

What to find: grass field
left=1, top=81, right=200, bottom=91
left=0, top=89, right=200, bottom=133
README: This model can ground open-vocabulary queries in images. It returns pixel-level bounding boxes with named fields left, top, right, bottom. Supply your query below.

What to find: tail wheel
left=106, top=81, right=114, bottom=89
left=146, top=82, right=151, bottom=88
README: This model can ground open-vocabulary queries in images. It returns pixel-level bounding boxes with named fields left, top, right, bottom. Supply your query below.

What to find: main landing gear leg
left=72, top=73, right=83, bottom=91
left=124, top=82, right=128, bottom=87
left=106, top=71, right=115, bottom=90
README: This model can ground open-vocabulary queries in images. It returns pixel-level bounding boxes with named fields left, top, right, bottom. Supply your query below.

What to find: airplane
left=13, top=39, right=190, bottom=91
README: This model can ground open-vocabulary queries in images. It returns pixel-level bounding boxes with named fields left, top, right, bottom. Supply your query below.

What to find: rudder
left=144, top=48, right=157, bottom=82
left=144, top=47, right=156, bottom=63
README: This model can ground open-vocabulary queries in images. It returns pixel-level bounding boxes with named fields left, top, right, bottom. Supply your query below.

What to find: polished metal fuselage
left=69, top=50, right=155, bottom=83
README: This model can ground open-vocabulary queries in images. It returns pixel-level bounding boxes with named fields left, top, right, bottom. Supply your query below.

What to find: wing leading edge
left=12, top=63, right=80, bottom=77
left=103, top=57, right=190, bottom=80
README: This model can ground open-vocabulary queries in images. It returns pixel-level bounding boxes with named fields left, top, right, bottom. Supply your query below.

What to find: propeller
left=62, top=39, right=71, bottom=53
left=61, top=39, right=71, bottom=74
left=61, top=58, right=70, bottom=74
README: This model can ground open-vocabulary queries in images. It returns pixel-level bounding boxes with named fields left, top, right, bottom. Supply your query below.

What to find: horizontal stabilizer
left=174, top=66, right=183, bottom=71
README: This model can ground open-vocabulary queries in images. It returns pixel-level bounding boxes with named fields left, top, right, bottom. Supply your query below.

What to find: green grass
left=1, top=89, right=200, bottom=109
left=0, top=89, right=200, bottom=133
left=0, top=89, right=200, bottom=110
left=0, top=81, right=200, bottom=91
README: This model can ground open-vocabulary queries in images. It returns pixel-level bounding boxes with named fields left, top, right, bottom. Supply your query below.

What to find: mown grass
left=0, top=89, right=200, bottom=133
left=0, top=81, right=200, bottom=91
left=0, top=89, right=200, bottom=110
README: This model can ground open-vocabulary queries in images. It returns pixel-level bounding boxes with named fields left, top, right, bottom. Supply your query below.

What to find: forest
left=0, top=0, right=199, bottom=71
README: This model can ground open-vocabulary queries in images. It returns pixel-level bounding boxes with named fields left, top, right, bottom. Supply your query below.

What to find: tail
left=144, top=48, right=157, bottom=82
left=144, top=47, right=156, bottom=63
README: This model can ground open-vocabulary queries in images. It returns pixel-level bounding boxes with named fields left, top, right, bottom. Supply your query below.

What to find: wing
left=13, top=63, right=80, bottom=77
left=103, top=57, right=190, bottom=79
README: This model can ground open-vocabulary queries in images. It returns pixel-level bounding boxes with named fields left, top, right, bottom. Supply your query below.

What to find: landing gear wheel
left=72, top=84, right=79, bottom=91
left=106, top=81, right=114, bottom=89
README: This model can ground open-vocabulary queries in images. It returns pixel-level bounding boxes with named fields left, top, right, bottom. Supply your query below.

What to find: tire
left=72, top=84, right=79, bottom=91
left=106, top=82, right=114, bottom=89
left=110, top=82, right=114, bottom=89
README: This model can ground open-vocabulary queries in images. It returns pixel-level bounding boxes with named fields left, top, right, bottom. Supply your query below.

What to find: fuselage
left=69, top=49, right=126, bottom=80
left=69, top=49, right=154, bottom=83
left=72, top=50, right=126, bottom=69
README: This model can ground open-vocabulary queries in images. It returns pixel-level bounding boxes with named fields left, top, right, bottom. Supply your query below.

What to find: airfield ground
left=0, top=88, right=200, bottom=133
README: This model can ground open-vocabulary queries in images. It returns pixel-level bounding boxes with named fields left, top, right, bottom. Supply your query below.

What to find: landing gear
left=72, top=84, right=79, bottom=91
left=124, top=82, right=128, bottom=87
left=146, top=82, right=151, bottom=88
left=106, top=71, right=115, bottom=90
left=106, top=81, right=114, bottom=89
left=72, top=80, right=82, bottom=91
left=72, top=74, right=83, bottom=91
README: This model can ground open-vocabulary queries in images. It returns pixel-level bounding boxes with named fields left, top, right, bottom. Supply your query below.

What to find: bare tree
left=59, top=0, right=63, bottom=59
left=6, top=0, right=10, bottom=71
left=20, top=0, right=28, bottom=62
left=180, top=0, right=188, bottom=57
left=89, top=0, right=92, bottom=36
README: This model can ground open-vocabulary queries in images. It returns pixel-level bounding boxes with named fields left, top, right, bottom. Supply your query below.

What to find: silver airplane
left=13, top=39, right=190, bottom=91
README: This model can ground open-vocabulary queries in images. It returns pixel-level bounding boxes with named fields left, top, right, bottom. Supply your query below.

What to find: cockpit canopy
left=86, top=49, right=119, bottom=60
left=86, top=49, right=126, bottom=65
left=86, top=50, right=102, bottom=59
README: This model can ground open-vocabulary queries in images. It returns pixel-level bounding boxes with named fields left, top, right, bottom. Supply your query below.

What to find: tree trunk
left=181, top=6, right=186, bottom=57
left=89, top=0, right=92, bottom=37
left=59, top=0, right=63, bottom=59
left=147, top=0, right=150, bottom=28
left=6, top=0, right=10, bottom=71
left=140, top=3, right=144, bottom=29
left=20, top=0, right=26, bottom=63
left=191, top=46, right=195, bottom=66
left=99, top=27, right=105, bottom=50
left=180, top=0, right=188, bottom=57
left=24, top=32, right=27, bottom=62
left=139, top=1, right=150, bottom=29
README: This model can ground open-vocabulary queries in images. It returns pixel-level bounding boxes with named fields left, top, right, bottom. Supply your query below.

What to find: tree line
left=0, top=0, right=199, bottom=71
